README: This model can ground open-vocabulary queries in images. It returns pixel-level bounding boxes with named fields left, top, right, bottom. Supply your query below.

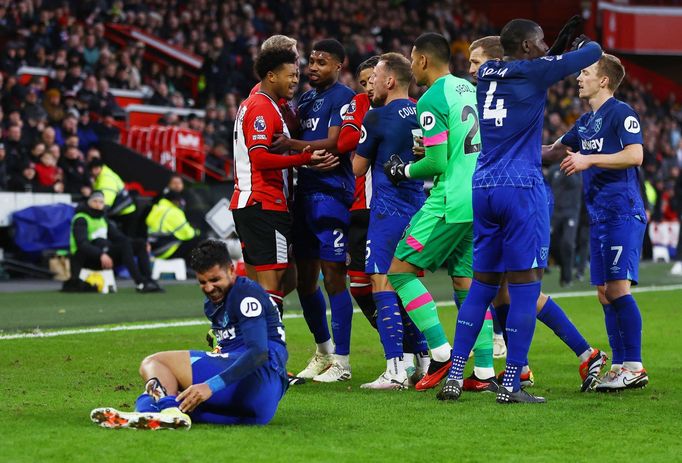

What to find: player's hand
left=281, top=103, right=299, bottom=137
left=547, top=14, right=582, bottom=55
left=177, top=383, right=213, bottom=413
left=100, top=253, right=113, bottom=269
left=383, top=154, right=408, bottom=186
left=560, top=150, right=591, bottom=176
left=270, top=133, right=292, bottom=153
left=412, top=136, right=425, bottom=158
left=309, top=149, right=340, bottom=172
left=570, top=34, right=592, bottom=51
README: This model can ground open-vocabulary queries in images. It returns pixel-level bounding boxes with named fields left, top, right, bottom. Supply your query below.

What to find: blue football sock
left=135, top=393, right=159, bottom=413
left=373, top=291, right=404, bottom=359
left=504, top=281, right=541, bottom=391
left=602, top=303, right=624, bottom=365
left=157, top=395, right=182, bottom=411
left=611, top=294, right=642, bottom=363
left=537, top=297, right=590, bottom=357
left=448, top=279, right=499, bottom=381
left=494, top=303, right=510, bottom=343
left=329, top=290, right=354, bottom=356
left=400, top=305, right=428, bottom=354
left=300, top=287, right=331, bottom=344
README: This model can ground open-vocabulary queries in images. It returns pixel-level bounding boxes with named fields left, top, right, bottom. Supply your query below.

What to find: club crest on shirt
left=313, top=98, right=325, bottom=112
left=254, top=115, right=267, bottom=132
left=348, top=99, right=356, bottom=113
left=593, top=117, right=602, bottom=133
left=540, top=247, right=549, bottom=261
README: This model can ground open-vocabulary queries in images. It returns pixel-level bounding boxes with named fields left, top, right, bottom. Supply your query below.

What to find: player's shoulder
left=229, top=277, right=270, bottom=317
left=362, top=104, right=383, bottom=126
left=608, top=97, right=638, bottom=118
left=351, top=92, right=371, bottom=109
left=330, top=82, right=355, bottom=99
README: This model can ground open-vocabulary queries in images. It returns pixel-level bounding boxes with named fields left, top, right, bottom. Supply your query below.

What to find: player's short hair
left=379, top=52, right=413, bottom=87
left=261, top=35, right=297, bottom=52
left=356, top=55, right=380, bottom=77
left=312, top=39, right=346, bottom=63
left=597, top=53, right=625, bottom=92
left=470, top=36, right=504, bottom=60
left=413, top=33, right=451, bottom=64
left=254, top=48, right=297, bottom=80
left=500, top=19, right=541, bottom=55
left=189, top=239, right=232, bottom=273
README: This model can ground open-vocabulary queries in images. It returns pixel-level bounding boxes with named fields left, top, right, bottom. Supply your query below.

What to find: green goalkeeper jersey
left=411, top=74, right=480, bottom=223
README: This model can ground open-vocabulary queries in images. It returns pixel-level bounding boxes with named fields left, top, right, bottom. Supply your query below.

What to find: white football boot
left=297, top=353, right=334, bottom=379
left=313, top=360, right=352, bottom=382
left=361, top=371, right=408, bottom=390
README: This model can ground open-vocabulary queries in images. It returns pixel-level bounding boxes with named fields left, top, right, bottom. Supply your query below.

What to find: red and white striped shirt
left=339, top=93, right=372, bottom=211
left=230, top=92, right=297, bottom=212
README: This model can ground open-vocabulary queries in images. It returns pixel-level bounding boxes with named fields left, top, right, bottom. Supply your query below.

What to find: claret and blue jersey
left=356, top=98, right=426, bottom=214
left=296, top=82, right=356, bottom=202
left=561, top=97, right=645, bottom=224
left=356, top=98, right=426, bottom=274
left=203, top=276, right=287, bottom=357
left=473, top=42, right=603, bottom=189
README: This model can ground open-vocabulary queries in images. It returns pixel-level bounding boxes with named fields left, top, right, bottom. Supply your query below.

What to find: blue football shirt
left=561, top=97, right=645, bottom=223
left=473, top=42, right=602, bottom=189
left=204, top=277, right=286, bottom=355
left=296, top=82, right=356, bottom=201
left=355, top=98, right=425, bottom=214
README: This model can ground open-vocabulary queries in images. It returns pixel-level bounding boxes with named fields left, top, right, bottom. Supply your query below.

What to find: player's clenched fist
left=383, top=154, right=407, bottom=186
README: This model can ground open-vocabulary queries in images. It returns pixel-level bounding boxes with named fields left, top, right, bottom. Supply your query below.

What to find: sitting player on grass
left=90, top=239, right=289, bottom=429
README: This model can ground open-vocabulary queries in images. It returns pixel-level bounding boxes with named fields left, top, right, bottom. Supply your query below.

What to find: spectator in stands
left=94, top=78, right=123, bottom=117
left=7, top=159, right=40, bottom=193
left=54, top=112, right=79, bottom=147
left=93, top=109, right=121, bottom=142
left=41, top=126, right=56, bottom=149
left=146, top=190, right=201, bottom=262
left=0, top=142, right=7, bottom=190
left=65, top=190, right=163, bottom=293
left=149, top=82, right=171, bottom=106
left=48, top=63, right=69, bottom=94
left=60, top=145, right=91, bottom=198
left=23, top=87, right=48, bottom=124
left=77, top=111, right=99, bottom=152
left=77, top=75, right=99, bottom=112
left=35, top=151, right=64, bottom=193
left=4, top=124, right=27, bottom=174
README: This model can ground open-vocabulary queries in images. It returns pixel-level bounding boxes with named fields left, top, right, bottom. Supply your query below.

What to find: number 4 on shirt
left=483, top=81, right=508, bottom=127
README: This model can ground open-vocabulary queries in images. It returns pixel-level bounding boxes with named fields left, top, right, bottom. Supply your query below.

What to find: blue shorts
left=589, top=215, right=646, bottom=286
left=472, top=184, right=550, bottom=273
left=189, top=345, right=288, bottom=425
left=365, top=209, right=413, bottom=274
left=293, top=193, right=351, bottom=262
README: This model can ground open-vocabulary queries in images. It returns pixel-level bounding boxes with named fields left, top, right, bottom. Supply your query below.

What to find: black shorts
left=347, top=209, right=369, bottom=276
left=232, top=204, right=292, bottom=270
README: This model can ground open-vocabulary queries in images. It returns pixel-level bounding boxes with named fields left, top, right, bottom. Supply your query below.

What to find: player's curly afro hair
left=254, top=48, right=298, bottom=80
left=189, top=239, right=232, bottom=273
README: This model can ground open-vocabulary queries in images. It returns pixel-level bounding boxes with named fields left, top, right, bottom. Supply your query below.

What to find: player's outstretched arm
left=271, top=126, right=343, bottom=154
left=352, top=153, right=371, bottom=176
left=404, top=143, right=448, bottom=179
left=560, top=143, right=643, bottom=176
left=536, top=41, right=602, bottom=88
left=542, top=138, right=571, bottom=164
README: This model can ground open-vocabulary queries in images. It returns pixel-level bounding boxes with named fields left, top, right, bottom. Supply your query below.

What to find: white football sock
left=623, top=361, right=643, bottom=371
left=578, top=348, right=593, bottom=363
left=334, top=354, right=350, bottom=367
left=387, top=357, right=406, bottom=377
left=316, top=339, right=334, bottom=355
left=474, top=366, right=495, bottom=380
left=431, top=343, right=451, bottom=362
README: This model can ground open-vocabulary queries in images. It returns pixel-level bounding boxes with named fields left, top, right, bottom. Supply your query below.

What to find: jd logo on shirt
left=624, top=116, right=640, bottom=134
left=240, top=297, right=263, bottom=317
left=420, top=111, right=436, bottom=131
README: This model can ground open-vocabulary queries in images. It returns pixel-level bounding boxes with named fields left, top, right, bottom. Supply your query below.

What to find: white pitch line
left=2, top=284, right=682, bottom=341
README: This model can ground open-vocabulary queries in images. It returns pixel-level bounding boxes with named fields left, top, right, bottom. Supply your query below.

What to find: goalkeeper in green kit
left=384, top=32, right=496, bottom=392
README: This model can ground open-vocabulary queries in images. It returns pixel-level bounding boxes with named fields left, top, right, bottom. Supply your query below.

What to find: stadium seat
left=152, top=258, right=187, bottom=281
left=79, top=268, right=117, bottom=294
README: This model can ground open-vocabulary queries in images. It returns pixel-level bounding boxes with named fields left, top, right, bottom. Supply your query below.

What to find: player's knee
left=535, top=292, right=549, bottom=312
left=596, top=286, right=609, bottom=305
left=451, top=276, right=471, bottom=291
left=604, top=283, right=629, bottom=303
left=139, top=353, right=160, bottom=376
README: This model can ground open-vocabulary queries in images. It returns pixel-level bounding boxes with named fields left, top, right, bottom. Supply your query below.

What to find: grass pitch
left=1, top=267, right=681, bottom=462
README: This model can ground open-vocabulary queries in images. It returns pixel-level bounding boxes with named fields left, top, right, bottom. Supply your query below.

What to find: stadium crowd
left=0, top=0, right=680, bottom=274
